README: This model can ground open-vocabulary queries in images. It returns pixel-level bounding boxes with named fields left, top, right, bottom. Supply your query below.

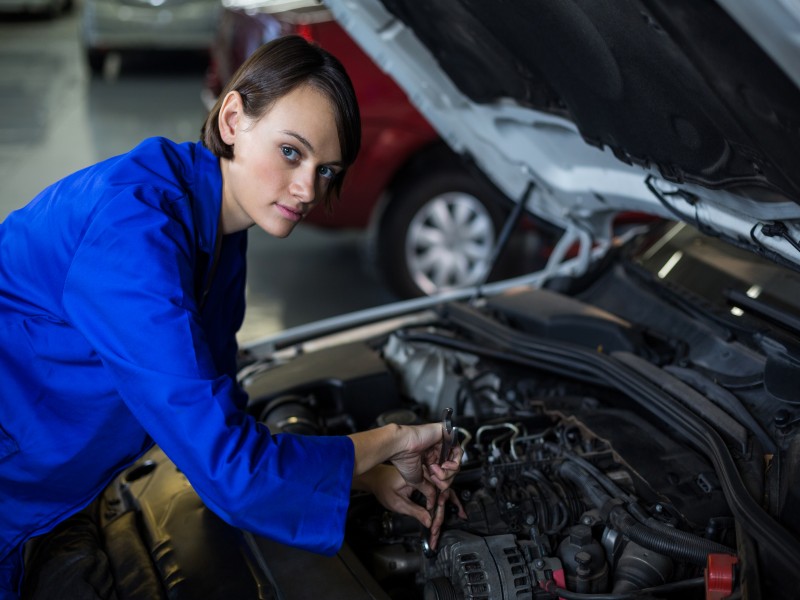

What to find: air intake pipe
left=558, top=460, right=734, bottom=566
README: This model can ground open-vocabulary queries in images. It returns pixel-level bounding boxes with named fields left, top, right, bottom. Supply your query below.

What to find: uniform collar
left=190, top=142, right=224, bottom=257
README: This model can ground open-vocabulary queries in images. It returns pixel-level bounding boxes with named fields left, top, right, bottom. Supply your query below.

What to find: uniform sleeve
left=61, top=189, right=354, bottom=556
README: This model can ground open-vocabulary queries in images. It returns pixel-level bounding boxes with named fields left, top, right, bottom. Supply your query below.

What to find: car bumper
left=81, top=0, right=220, bottom=50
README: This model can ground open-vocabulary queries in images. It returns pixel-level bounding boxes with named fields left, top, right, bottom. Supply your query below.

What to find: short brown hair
left=201, top=35, right=361, bottom=206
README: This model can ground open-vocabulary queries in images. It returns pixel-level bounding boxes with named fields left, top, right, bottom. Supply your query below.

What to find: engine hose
left=558, top=461, right=735, bottom=566
left=546, top=443, right=635, bottom=503
left=558, top=460, right=614, bottom=509
left=627, top=502, right=736, bottom=555
left=609, top=508, right=734, bottom=566
left=543, top=576, right=704, bottom=600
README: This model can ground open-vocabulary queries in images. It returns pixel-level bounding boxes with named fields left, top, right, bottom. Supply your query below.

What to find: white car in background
left=80, top=0, right=221, bottom=74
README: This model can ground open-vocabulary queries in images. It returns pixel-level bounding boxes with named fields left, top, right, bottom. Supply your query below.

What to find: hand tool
left=422, top=407, right=456, bottom=557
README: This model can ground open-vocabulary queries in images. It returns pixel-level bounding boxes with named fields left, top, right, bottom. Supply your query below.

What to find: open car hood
left=326, top=0, right=800, bottom=272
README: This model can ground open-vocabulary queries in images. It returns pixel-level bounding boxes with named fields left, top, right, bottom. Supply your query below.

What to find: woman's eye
left=318, top=165, right=335, bottom=180
left=281, top=146, right=300, bottom=161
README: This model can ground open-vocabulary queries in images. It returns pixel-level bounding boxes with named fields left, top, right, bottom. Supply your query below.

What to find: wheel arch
left=366, top=142, right=517, bottom=297
left=365, top=141, right=513, bottom=266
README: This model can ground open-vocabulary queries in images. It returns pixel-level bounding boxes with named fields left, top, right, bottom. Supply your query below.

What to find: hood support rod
left=476, top=180, right=535, bottom=296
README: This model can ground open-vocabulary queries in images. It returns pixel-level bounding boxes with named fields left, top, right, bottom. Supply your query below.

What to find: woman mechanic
left=0, top=36, right=463, bottom=597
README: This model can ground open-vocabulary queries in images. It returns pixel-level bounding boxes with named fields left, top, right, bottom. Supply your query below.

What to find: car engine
left=236, top=276, right=758, bottom=599
left=330, top=330, right=736, bottom=599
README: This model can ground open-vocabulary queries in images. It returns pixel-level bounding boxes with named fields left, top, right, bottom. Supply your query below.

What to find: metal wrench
left=438, top=407, right=454, bottom=467
left=422, top=407, right=456, bottom=557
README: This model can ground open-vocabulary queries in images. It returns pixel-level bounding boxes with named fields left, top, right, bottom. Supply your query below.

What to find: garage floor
left=0, top=9, right=394, bottom=344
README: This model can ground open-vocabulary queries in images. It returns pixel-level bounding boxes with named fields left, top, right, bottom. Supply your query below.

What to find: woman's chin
left=259, top=219, right=298, bottom=239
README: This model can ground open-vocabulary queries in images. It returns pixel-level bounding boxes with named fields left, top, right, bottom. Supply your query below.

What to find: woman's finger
left=412, top=477, right=438, bottom=511
left=394, top=494, right=433, bottom=528
left=428, top=489, right=459, bottom=549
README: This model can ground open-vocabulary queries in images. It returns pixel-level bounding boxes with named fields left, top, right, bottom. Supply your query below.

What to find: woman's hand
left=389, top=422, right=463, bottom=510
left=348, top=420, right=463, bottom=517
left=353, top=464, right=466, bottom=550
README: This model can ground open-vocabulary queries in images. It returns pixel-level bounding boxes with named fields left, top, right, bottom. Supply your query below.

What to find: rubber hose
left=558, top=461, right=735, bottom=566
left=627, top=502, right=736, bottom=556
left=558, top=460, right=613, bottom=509
left=610, top=508, right=733, bottom=566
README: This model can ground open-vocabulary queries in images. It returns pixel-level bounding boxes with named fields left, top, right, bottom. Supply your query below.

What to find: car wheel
left=376, top=165, right=507, bottom=298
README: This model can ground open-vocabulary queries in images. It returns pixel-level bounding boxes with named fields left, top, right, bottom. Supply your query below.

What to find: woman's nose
left=290, top=168, right=316, bottom=203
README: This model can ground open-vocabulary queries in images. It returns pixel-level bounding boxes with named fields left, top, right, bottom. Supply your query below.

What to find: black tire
left=375, top=161, right=509, bottom=299
left=86, top=48, right=106, bottom=76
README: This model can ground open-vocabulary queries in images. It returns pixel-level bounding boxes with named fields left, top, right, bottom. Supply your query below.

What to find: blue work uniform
left=0, top=137, right=355, bottom=597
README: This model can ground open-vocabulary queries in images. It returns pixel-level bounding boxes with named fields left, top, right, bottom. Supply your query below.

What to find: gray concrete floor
left=0, top=8, right=393, bottom=344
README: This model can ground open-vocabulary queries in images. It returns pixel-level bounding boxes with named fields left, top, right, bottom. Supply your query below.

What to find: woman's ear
left=218, top=91, right=243, bottom=146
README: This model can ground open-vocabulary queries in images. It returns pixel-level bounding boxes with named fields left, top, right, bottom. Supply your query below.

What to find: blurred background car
left=0, top=0, right=70, bottom=16
left=80, top=0, right=222, bottom=75
left=205, top=0, right=552, bottom=299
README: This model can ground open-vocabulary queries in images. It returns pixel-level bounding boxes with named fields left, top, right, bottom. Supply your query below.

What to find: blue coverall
left=0, top=137, right=355, bottom=596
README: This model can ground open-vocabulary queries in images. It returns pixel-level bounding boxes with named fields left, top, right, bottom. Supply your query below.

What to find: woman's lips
left=275, top=203, right=303, bottom=222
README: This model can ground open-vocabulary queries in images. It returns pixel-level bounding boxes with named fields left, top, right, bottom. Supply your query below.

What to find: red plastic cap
left=705, top=553, right=739, bottom=600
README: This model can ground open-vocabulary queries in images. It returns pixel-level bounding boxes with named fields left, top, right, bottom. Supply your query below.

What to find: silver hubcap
left=405, top=191, right=496, bottom=295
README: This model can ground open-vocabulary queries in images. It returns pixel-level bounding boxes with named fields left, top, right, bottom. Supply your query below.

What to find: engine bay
left=28, top=279, right=799, bottom=599
left=236, top=292, right=753, bottom=599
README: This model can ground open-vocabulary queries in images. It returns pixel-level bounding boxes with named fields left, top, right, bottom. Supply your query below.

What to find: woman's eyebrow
left=281, top=130, right=315, bottom=153
left=281, top=129, right=344, bottom=167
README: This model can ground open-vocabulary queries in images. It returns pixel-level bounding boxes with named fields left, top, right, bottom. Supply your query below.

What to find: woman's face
left=218, top=83, right=343, bottom=237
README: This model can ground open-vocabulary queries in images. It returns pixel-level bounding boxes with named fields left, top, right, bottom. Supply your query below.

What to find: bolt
left=569, top=524, right=592, bottom=546
left=534, top=559, right=545, bottom=570
left=575, top=551, right=592, bottom=577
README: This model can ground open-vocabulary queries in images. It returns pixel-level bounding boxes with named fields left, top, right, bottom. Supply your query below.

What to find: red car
left=204, top=1, right=540, bottom=298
